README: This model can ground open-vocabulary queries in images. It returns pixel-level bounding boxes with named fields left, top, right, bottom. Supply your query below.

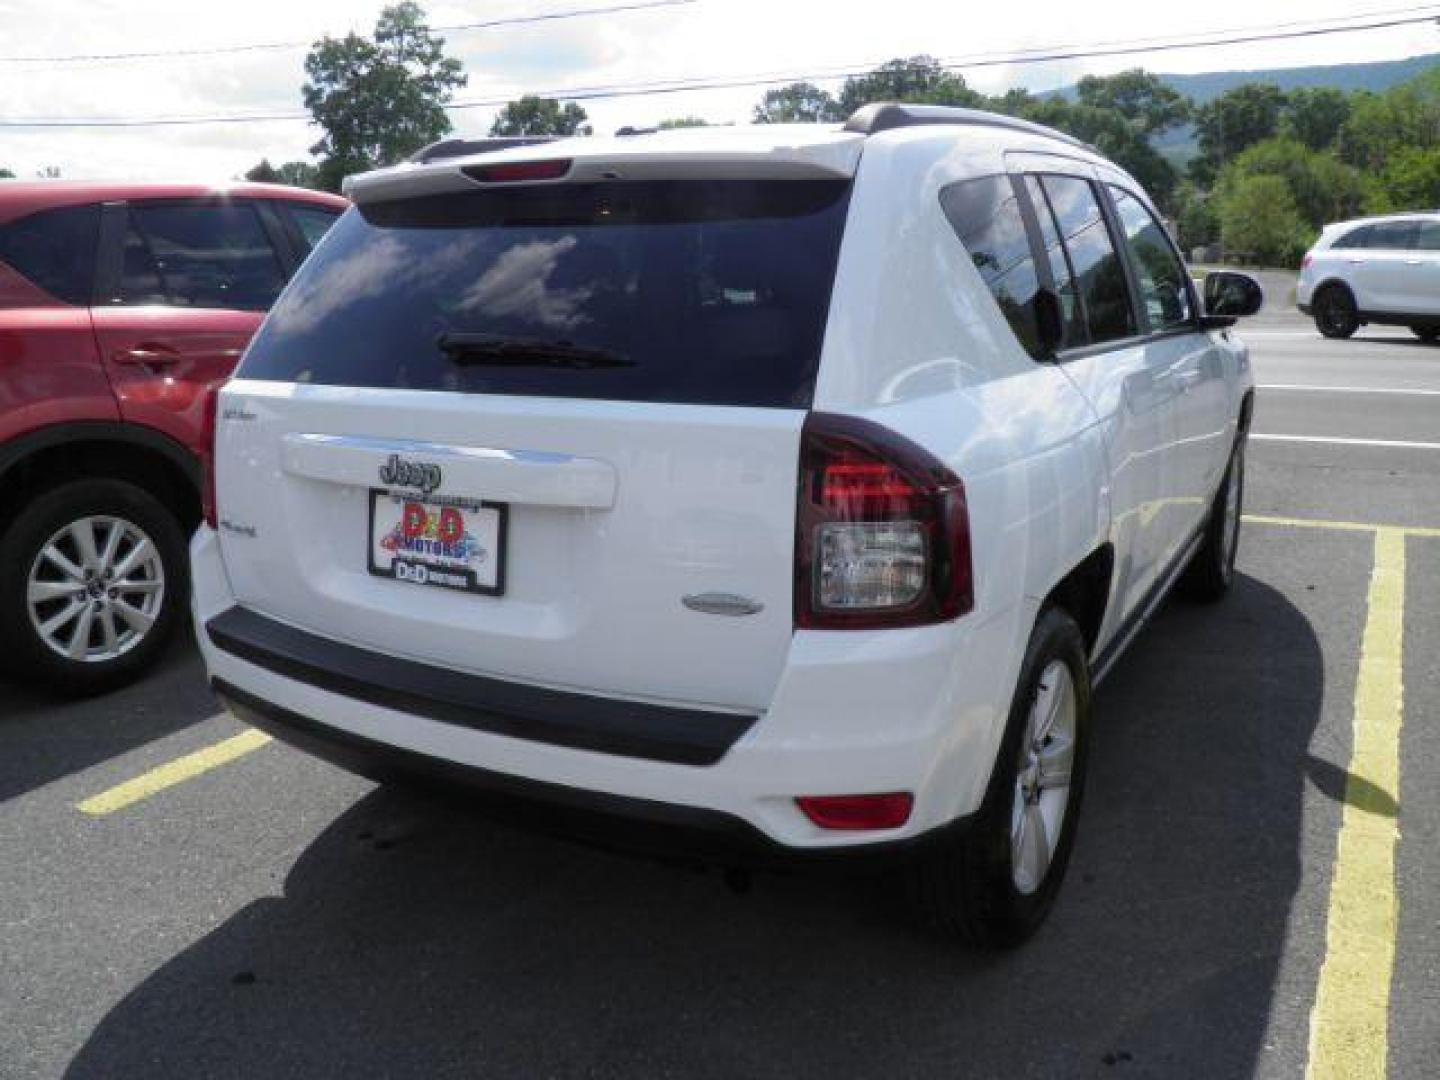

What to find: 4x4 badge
left=379, top=454, right=442, bottom=494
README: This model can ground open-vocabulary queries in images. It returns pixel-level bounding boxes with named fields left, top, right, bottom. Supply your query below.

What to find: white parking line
left=1259, top=384, right=1440, bottom=397
left=1251, top=434, right=1440, bottom=451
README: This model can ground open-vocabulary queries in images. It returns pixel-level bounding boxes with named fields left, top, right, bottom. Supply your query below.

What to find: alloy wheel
left=25, top=516, right=166, bottom=663
left=1011, top=659, right=1077, bottom=895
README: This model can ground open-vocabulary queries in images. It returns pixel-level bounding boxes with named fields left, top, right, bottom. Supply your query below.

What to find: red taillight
left=796, top=793, right=914, bottom=831
left=463, top=158, right=572, bottom=183
left=1301, top=253, right=1313, bottom=270
left=200, top=385, right=220, bottom=528
left=795, top=412, right=972, bottom=630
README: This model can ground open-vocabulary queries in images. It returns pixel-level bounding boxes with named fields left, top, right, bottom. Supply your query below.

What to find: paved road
left=2, top=304, right=1438, bottom=1079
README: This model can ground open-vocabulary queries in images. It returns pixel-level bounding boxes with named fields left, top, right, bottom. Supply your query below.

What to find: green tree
left=490, top=95, right=591, bottom=137
left=1365, top=146, right=1440, bottom=213
left=1216, top=173, right=1308, bottom=267
left=1282, top=87, right=1350, bottom=151
left=837, top=56, right=982, bottom=116
left=303, top=1, right=467, bottom=191
left=1075, top=69, right=1189, bottom=138
left=275, top=161, right=321, bottom=188
left=1338, top=86, right=1440, bottom=173
left=1173, top=182, right=1218, bottom=252
left=657, top=116, right=709, bottom=129
left=1192, top=83, right=1287, bottom=185
left=245, top=159, right=281, bottom=183
left=753, top=82, right=840, bottom=124
left=1221, top=137, right=1364, bottom=232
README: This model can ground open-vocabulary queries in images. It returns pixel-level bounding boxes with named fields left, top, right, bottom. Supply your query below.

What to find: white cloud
left=0, top=0, right=1431, bottom=180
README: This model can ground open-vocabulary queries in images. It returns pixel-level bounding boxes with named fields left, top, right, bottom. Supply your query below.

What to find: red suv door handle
left=112, top=344, right=181, bottom=371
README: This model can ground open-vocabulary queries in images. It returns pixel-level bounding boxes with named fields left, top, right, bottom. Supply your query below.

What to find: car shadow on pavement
left=0, top=629, right=214, bottom=804
left=63, top=574, right=1323, bottom=1080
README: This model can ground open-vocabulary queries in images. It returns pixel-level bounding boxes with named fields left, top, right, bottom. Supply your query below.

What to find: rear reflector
left=463, top=159, right=572, bottom=184
left=796, top=793, right=914, bottom=831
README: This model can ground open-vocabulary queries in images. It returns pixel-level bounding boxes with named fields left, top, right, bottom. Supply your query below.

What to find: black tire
left=1313, top=285, right=1359, bottom=339
left=907, top=607, right=1091, bottom=948
left=0, top=478, right=188, bottom=696
left=1411, top=325, right=1440, bottom=344
left=1178, top=436, right=1245, bottom=603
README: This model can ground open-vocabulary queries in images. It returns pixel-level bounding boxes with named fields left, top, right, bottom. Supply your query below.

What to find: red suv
left=0, top=181, right=347, bottom=693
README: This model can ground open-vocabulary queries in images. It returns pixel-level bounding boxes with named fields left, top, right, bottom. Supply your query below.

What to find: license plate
left=368, top=490, right=507, bottom=596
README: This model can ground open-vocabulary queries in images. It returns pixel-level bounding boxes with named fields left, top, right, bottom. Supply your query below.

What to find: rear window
left=0, top=204, right=99, bottom=305
left=240, top=179, right=852, bottom=409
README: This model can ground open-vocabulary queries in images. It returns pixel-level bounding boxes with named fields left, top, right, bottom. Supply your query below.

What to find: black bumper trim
left=205, top=606, right=756, bottom=767
left=213, top=679, right=951, bottom=870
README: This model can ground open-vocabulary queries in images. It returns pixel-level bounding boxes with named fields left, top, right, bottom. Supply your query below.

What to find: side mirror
left=1201, top=271, right=1264, bottom=326
left=1035, top=288, right=1065, bottom=358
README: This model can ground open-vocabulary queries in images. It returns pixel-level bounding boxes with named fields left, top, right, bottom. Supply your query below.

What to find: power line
left=0, top=0, right=696, bottom=64
left=0, top=8, right=1436, bottom=128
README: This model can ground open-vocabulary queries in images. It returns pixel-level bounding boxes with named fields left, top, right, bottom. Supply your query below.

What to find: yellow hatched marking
left=77, top=728, right=272, bottom=817
left=1305, top=528, right=1406, bottom=1080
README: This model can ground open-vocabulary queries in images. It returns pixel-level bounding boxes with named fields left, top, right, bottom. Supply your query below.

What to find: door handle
left=1347, top=259, right=1366, bottom=265
left=112, top=344, right=181, bottom=371
left=1405, top=259, right=1423, bottom=266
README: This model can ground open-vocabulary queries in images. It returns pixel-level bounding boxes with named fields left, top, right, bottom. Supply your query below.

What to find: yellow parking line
left=1244, top=513, right=1440, bottom=538
left=77, top=728, right=272, bottom=817
left=1306, top=527, right=1406, bottom=1080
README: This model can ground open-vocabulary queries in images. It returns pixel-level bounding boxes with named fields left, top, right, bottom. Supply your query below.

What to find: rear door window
left=240, top=179, right=852, bottom=409
left=117, top=202, right=286, bottom=311
left=938, top=174, right=1044, bottom=359
left=1366, top=220, right=1417, bottom=250
left=1332, top=225, right=1372, bottom=250
left=1038, top=175, right=1136, bottom=346
left=0, top=204, right=100, bottom=305
left=1107, top=185, right=1193, bottom=334
left=1415, top=220, right=1440, bottom=251
left=1023, top=175, right=1087, bottom=350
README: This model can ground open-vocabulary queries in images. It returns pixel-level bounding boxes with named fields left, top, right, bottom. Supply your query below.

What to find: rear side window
left=240, top=179, right=852, bottom=409
left=1107, top=186, right=1193, bottom=333
left=1038, top=175, right=1136, bottom=346
left=1332, top=225, right=1371, bottom=250
left=288, top=204, right=342, bottom=250
left=118, top=203, right=286, bottom=311
left=939, top=175, right=1044, bottom=360
left=0, top=205, right=99, bottom=305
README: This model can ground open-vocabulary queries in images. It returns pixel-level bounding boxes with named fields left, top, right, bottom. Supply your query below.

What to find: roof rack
left=842, top=103, right=1094, bottom=153
left=407, top=136, right=559, bottom=165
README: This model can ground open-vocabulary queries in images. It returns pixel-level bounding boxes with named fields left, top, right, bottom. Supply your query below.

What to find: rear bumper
left=213, top=677, right=965, bottom=869
left=192, top=526, right=1025, bottom=852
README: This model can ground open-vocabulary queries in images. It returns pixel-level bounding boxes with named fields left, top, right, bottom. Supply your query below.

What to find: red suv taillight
left=200, top=384, right=221, bottom=528
left=794, top=412, right=972, bottom=630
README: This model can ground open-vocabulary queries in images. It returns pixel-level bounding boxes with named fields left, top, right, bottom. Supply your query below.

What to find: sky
left=0, top=0, right=1436, bottom=181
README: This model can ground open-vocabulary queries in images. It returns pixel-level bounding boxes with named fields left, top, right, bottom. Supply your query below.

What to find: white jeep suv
left=192, top=105, right=1261, bottom=945
left=1297, top=212, right=1440, bottom=341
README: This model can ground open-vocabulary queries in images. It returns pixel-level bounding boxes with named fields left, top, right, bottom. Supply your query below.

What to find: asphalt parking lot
left=3, top=294, right=1438, bottom=1079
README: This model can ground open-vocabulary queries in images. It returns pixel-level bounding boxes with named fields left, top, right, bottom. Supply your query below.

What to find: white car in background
left=191, top=106, right=1262, bottom=946
left=1298, top=212, right=1440, bottom=341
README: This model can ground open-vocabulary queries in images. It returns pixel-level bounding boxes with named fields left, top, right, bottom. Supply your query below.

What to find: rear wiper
left=435, top=332, right=633, bottom=369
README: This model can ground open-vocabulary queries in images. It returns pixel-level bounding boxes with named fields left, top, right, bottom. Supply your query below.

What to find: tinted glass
left=1367, top=220, right=1418, bottom=250
left=939, top=175, right=1043, bottom=359
left=1415, top=220, right=1440, bottom=251
left=1108, top=186, right=1193, bottom=333
left=1332, top=225, right=1371, bottom=250
left=1039, top=175, right=1136, bottom=345
left=120, top=203, right=285, bottom=311
left=0, top=205, right=100, bottom=305
left=289, top=204, right=342, bottom=250
left=240, top=179, right=852, bottom=409
left=1024, top=175, right=1087, bottom=349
